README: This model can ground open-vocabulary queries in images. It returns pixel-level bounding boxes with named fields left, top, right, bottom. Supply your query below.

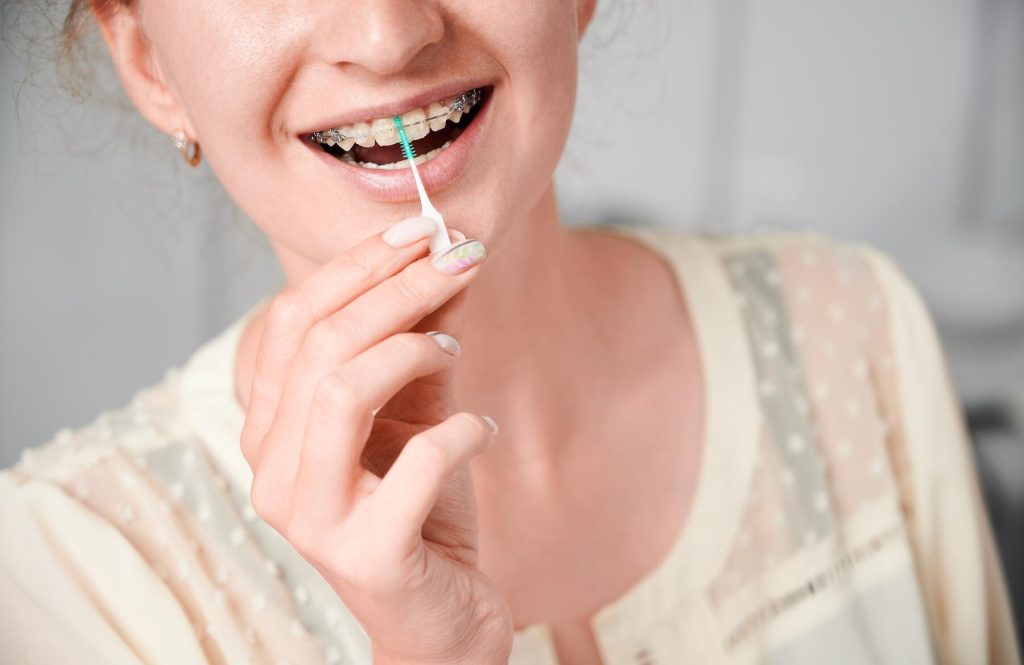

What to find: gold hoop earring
left=171, top=129, right=202, bottom=167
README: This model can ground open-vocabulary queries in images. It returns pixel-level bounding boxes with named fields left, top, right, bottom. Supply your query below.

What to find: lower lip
left=302, top=91, right=492, bottom=203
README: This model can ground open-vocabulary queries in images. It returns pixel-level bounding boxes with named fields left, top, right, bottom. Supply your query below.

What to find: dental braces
left=311, top=88, right=482, bottom=145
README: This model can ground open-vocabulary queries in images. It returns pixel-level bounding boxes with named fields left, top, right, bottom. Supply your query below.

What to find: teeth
left=353, top=122, right=374, bottom=147
left=311, top=88, right=482, bottom=148
left=401, top=108, right=429, bottom=141
left=428, top=102, right=448, bottom=132
left=371, top=118, right=399, bottom=146
left=347, top=140, right=453, bottom=170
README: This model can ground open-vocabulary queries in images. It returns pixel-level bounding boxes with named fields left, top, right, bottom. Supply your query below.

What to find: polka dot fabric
left=710, top=236, right=902, bottom=606
left=1, top=226, right=1017, bottom=664
left=1, top=387, right=364, bottom=665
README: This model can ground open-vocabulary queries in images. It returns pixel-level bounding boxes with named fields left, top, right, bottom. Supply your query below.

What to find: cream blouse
left=1, top=225, right=1019, bottom=665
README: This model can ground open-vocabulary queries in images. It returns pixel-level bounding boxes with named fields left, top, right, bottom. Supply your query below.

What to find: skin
left=95, top=0, right=706, bottom=662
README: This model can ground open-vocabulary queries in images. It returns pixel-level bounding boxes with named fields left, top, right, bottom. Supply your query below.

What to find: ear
left=577, top=0, right=598, bottom=39
left=92, top=3, right=194, bottom=138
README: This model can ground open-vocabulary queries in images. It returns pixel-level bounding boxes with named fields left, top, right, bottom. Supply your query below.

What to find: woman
left=0, top=0, right=1019, bottom=663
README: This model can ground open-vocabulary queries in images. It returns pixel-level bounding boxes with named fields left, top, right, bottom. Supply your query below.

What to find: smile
left=308, top=87, right=486, bottom=170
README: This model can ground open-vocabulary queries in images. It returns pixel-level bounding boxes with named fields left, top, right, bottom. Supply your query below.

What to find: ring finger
left=289, top=331, right=463, bottom=525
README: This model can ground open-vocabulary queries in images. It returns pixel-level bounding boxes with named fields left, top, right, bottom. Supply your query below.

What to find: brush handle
left=394, top=116, right=451, bottom=255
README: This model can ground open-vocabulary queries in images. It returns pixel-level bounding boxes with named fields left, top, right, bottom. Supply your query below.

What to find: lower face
left=143, top=0, right=585, bottom=266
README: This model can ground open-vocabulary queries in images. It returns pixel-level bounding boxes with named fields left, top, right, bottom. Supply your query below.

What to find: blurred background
left=2, top=0, right=1022, bottom=644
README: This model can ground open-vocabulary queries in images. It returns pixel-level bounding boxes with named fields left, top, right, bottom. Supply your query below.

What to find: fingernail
left=481, top=415, right=499, bottom=438
left=425, top=331, right=461, bottom=356
left=431, top=239, right=487, bottom=275
left=383, top=217, right=437, bottom=248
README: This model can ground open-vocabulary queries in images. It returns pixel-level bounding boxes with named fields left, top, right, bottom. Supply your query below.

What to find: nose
left=311, top=0, right=445, bottom=76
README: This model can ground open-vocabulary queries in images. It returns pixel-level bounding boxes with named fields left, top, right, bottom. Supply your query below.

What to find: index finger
left=240, top=216, right=439, bottom=463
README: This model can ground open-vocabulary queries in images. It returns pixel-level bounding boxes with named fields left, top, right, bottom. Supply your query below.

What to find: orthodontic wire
left=311, top=89, right=481, bottom=143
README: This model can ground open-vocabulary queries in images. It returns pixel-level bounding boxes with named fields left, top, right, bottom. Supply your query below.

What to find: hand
left=239, top=217, right=513, bottom=664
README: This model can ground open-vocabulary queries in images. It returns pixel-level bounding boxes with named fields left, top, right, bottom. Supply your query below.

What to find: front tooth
left=427, top=102, right=448, bottom=132
left=354, top=122, right=375, bottom=147
left=401, top=108, right=429, bottom=141
left=371, top=118, right=399, bottom=146
left=449, top=109, right=464, bottom=124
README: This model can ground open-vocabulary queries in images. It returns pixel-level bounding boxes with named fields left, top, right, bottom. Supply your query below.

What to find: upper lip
left=298, top=79, right=491, bottom=136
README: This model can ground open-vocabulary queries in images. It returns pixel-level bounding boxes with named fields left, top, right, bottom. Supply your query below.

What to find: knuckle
left=246, top=374, right=278, bottom=409
left=266, top=287, right=313, bottom=333
left=391, top=272, right=427, bottom=306
left=390, top=332, right=431, bottom=361
left=249, top=473, right=279, bottom=524
left=345, top=247, right=381, bottom=285
left=239, top=422, right=260, bottom=465
left=312, top=372, right=360, bottom=415
left=304, top=320, right=346, bottom=362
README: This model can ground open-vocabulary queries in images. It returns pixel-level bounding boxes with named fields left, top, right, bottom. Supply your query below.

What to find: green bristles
left=394, top=116, right=417, bottom=161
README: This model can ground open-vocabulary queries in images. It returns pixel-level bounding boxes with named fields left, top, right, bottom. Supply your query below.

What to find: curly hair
left=1, top=0, right=125, bottom=103
left=62, top=0, right=119, bottom=57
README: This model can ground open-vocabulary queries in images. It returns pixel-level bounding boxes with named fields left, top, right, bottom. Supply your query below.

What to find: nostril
left=345, top=3, right=445, bottom=75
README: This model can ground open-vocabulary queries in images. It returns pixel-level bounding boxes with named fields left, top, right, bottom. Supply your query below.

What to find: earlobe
left=577, top=0, right=598, bottom=39
left=93, top=5, right=193, bottom=138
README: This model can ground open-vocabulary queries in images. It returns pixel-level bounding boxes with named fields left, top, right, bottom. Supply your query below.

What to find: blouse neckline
left=176, top=223, right=760, bottom=652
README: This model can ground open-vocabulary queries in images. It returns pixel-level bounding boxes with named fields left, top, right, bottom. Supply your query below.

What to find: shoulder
left=1, top=365, right=196, bottom=498
left=611, top=222, right=904, bottom=278
left=2, top=301, right=258, bottom=521
left=618, top=223, right=917, bottom=330
left=671, top=225, right=903, bottom=284
left=601, top=223, right=927, bottom=365
left=0, top=365, right=218, bottom=665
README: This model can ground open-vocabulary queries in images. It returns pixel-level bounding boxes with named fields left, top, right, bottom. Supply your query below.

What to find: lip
left=300, top=85, right=493, bottom=203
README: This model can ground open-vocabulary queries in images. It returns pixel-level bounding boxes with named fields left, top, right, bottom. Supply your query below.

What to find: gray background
left=2, top=0, right=1023, bottom=638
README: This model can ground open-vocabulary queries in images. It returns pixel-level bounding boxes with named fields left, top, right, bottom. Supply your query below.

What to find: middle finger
left=241, top=216, right=437, bottom=464
left=254, top=238, right=487, bottom=478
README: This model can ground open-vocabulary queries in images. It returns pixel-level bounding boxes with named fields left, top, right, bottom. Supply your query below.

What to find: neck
left=449, top=185, right=617, bottom=479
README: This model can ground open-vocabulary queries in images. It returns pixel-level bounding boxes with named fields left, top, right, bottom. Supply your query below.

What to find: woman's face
left=120, top=0, right=595, bottom=266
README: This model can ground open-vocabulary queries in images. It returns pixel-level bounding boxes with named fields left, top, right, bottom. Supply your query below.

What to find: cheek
left=149, top=0, right=298, bottom=132
left=466, top=0, right=580, bottom=200
left=145, top=0, right=309, bottom=217
left=466, top=0, right=580, bottom=133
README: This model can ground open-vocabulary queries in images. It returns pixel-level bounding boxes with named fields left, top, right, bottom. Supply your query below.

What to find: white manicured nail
left=481, top=415, right=499, bottom=436
left=425, top=331, right=461, bottom=356
left=383, top=217, right=438, bottom=247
